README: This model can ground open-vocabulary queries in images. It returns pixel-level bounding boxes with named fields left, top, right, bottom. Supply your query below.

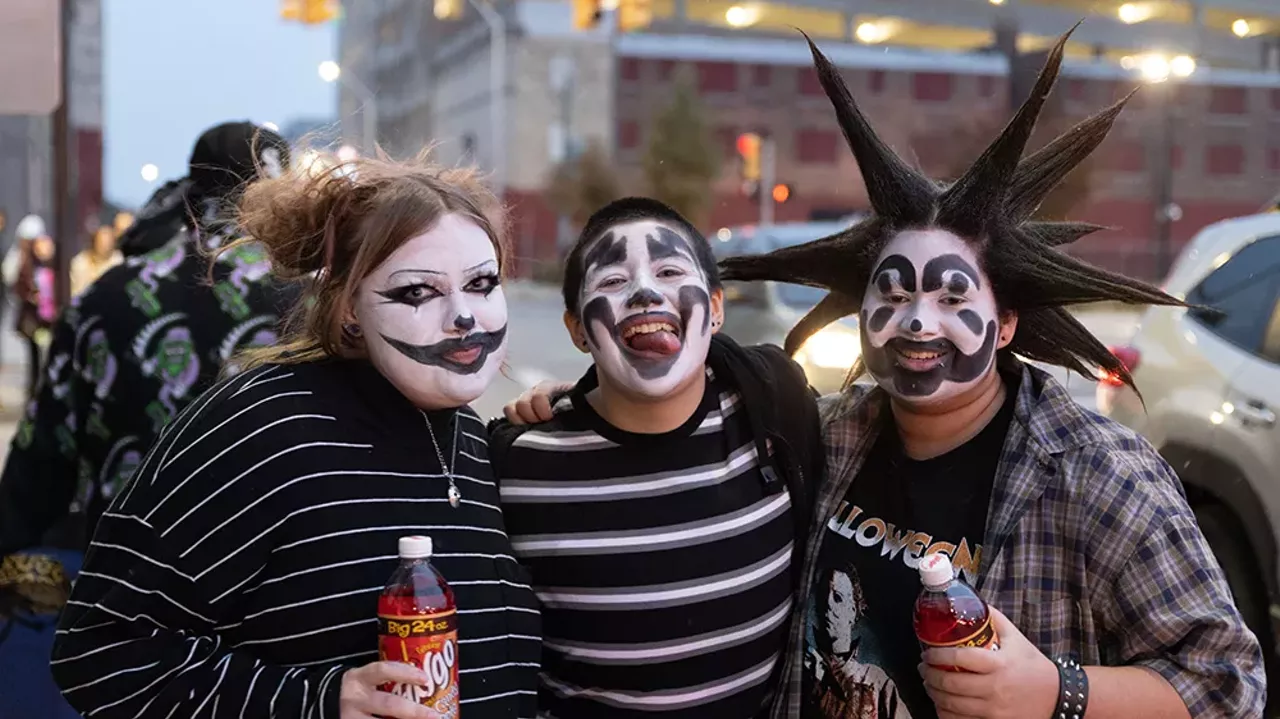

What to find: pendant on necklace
left=448, top=484, right=462, bottom=508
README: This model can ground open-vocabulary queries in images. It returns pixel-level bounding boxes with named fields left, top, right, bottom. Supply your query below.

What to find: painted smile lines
left=618, top=311, right=683, bottom=357
left=382, top=325, right=508, bottom=375
left=887, top=337, right=952, bottom=372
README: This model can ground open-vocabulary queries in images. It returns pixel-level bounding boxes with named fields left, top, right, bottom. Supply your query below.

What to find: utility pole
left=550, top=52, right=577, bottom=253
left=1151, top=83, right=1178, bottom=281
left=52, top=0, right=73, bottom=309
left=759, top=136, right=776, bottom=226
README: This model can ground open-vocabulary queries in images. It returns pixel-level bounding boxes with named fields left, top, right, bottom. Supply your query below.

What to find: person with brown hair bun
left=50, top=153, right=540, bottom=719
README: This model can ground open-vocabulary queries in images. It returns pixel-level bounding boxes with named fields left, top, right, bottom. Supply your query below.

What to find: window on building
left=796, top=129, right=839, bottom=164
left=1206, top=144, right=1245, bottom=175
left=752, top=64, right=771, bottom=87
left=1209, top=86, right=1248, bottom=115
left=869, top=70, right=885, bottom=94
left=1272, top=89, right=1280, bottom=112
left=699, top=61, right=738, bottom=93
left=1187, top=235, right=1280, bottom=357
left=461, top=133, right=477, bottom=157
left=979, top=75, right=997, bottom=98
left=619, top=57, right=641, bottom=82
left=1104, top=139, right=1145, bottom=172
left=1068, top=78, right=1087, bottom=101
left=1270, top=148, right=1280, bottom=173
left=618, top=121, right=640, bottom=150
left=912, top=73, right=953, bottom=102
left=798, top=67, right=823, bottom=96
left=659, top=60, right=676, bottom=81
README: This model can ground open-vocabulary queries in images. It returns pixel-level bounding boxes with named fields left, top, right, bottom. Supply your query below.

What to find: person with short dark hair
left=490, top=196, right=824, bottom=717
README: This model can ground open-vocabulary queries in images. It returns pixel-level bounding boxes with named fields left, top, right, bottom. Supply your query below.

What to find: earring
left=344, top=323, right=363, bottom=338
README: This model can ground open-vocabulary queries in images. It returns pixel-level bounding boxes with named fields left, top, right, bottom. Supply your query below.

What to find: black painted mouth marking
left=382, top=325, right=507, bottom=375
left=581, top=285, right=711, bottom=380
left=862, top=321, right=997, bottom=397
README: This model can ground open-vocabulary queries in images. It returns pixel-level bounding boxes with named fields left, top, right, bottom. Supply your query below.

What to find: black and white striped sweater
left=51, top=358, right=540, bottom=718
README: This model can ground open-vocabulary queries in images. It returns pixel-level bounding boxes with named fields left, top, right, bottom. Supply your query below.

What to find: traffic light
left=281, top=0, right=338, bottom=24
left=736, top=132, right=762, bottom=192
left=617, top=0, right=653, bottom=32
left=771, top=183, right=792, bottom=204
left=572, top=0, right=604, bottom=30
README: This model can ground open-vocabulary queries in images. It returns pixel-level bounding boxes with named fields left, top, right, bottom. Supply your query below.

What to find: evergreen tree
left=641, top=70, right=721, bottom=225
left=545, top=139, right=624, bottom=226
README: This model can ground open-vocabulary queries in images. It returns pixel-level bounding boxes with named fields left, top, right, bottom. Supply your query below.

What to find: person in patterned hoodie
left=0, top=121, right=296, bottom=559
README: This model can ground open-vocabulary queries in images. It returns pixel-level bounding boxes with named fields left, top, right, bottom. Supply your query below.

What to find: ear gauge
left=343, top=323, right=363, bottom=338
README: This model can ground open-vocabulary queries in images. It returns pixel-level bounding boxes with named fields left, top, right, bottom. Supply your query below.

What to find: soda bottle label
left=919, top=614, right=999, bottom=650
left=377, top=610, right=460, bottom=718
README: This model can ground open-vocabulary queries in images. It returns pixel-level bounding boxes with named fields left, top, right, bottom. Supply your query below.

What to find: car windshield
left=776, top=283, right=827, bottom=309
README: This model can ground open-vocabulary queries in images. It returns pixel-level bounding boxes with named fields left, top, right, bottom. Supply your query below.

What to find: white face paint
left=353, top=213, right=508, bottom=410
left=576, top=220, right=713, bottom=399
left=859, top=229, right=999, bottom=406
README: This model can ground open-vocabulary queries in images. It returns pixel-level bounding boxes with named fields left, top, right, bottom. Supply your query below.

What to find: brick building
left=338, top=0, right=1280, bottom=279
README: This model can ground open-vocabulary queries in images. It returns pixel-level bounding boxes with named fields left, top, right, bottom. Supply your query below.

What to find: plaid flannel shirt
left=770, top=362, right=1266, bottom=718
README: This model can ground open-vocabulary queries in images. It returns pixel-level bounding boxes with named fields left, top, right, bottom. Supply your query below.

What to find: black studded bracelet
left=1053, top=656, right=1089, bottom=719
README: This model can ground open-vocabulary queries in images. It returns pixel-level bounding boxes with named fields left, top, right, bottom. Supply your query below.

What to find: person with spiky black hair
left=713, top=24, right=1265, bottom=719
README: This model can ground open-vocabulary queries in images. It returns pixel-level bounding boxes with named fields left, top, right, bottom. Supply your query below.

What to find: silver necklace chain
left=424, top=411, right=462, bottom=508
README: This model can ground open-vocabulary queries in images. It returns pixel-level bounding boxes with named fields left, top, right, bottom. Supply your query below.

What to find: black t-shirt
left=800, top=372, right=1018, bottom=719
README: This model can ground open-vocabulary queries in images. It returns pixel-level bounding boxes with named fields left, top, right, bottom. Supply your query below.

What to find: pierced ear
left=563, top=310, right=591, bottom=354
left=709, top=287, right=726, bottom=334
left=997, top=310, right=1019, bottom=349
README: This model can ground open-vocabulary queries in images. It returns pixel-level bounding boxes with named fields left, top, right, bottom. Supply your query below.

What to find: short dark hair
left=561, top=197, right=721, bottom=314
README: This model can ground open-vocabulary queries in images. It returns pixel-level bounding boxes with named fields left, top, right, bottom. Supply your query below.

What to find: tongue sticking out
left=627, top=330, right=681, bottom=355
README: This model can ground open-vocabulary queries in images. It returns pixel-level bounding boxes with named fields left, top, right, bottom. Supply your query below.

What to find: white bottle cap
left=919, top=552, right=955, bottom=587
left=399, top=536, right=433, bottom=559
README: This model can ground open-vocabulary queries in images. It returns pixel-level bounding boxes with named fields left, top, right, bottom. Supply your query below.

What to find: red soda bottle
left=913, top=553, right=999, bottom=672
left=377, top=536, right=460, bottom=717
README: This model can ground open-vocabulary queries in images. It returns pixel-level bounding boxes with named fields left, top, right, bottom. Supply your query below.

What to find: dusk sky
left=103, top=0, right=337, bottom=207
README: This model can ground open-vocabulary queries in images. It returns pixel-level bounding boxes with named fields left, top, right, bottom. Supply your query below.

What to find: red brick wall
left=508, top=56, right=1280, bottom=282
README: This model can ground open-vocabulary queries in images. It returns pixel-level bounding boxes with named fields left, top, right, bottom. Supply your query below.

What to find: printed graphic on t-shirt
left=826, top=501, right=983, bottom=583
left=803, top=502, right=985, bottom=718
left=804, top=561, right=908, bottom=718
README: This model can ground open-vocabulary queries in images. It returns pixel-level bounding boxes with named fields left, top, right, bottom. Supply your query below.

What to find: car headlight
left=795, top=328, right=860, bottom=369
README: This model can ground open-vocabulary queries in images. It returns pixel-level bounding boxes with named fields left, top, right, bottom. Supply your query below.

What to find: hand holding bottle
left=339, top=661, right=434, bottom=719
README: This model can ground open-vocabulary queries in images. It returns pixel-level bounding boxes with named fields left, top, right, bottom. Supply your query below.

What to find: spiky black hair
left=718, top=24, right=1182, bottom=393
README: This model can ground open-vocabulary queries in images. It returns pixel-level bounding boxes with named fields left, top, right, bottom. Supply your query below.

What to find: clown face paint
left=353, top=213, right=508, bottom=410
left=576, top=220, right=714, bottom=398
left=860, top=229, right=998, bottom=404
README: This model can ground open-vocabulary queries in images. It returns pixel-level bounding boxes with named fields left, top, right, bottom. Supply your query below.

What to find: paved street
left=0, top=284, right=1141, bottom=465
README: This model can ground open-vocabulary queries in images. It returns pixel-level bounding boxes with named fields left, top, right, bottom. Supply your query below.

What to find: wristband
left=1053, top=656, right=1089, bottom=719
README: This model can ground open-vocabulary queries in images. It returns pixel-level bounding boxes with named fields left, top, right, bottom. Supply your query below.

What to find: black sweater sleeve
left=50, top=368, right=349, bottom=719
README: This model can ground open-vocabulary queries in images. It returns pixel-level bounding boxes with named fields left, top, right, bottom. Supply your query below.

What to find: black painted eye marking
left=922, top=254, right=981, bottom=293
left=464, top=272, right=501, bottom=296
left=872, top=255, right=917, bottom=293
left=582, top=231, right=628, bottom=275
left=647, top=227, right=695, bottom=263
left=376, top=284, right=440, bottom=307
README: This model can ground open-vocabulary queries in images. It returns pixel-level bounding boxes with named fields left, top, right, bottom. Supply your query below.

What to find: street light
left=318, top=60, right=341, bottom=83
left=319, top=60, right=377, bottom=153
left=1135, top=51, right=1195, bottom=280
left=140, top=163, right=159, bottom=182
